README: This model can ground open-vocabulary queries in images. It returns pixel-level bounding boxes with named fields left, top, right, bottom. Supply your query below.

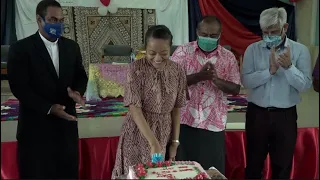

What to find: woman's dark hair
left=36, top=0, right=62, bottom=18
left=145, top=25, right=173, bottom=47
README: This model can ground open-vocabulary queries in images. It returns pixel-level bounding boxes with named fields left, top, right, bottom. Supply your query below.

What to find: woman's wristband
left=171, top=140, right=180, bottom=145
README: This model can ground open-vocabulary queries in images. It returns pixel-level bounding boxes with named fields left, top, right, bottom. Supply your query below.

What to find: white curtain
left=15, top=0, right=41, bottom=40
left=15, top=0, right=189, bottom=45
left=155, top=0, right=188, bottom=45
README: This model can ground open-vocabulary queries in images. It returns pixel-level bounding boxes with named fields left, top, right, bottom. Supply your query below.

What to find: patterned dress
left=111, top=58, right=187, bottom=178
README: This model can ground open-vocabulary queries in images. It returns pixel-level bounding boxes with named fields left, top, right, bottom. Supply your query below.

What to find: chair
left=101, top=45, right=133, bottom=63
left=1, top=45, right=10, bottom=75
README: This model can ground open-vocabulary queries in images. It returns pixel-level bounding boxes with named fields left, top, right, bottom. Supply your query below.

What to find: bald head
left=197, top=16, right=222, bottom=38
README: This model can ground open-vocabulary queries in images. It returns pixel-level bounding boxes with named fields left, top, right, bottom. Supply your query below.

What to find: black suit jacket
left=7, top=32, right=88, bottom=142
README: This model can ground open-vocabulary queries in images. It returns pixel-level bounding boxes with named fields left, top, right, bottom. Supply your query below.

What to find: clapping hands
left=277, top=47, right=291, bottom=69
left=199, top=62, right=218, bottom=81
left=270, top=46, right=291, bottom=75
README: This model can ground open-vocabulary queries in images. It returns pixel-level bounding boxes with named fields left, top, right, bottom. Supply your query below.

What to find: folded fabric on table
left=227, top=94, right=248, bottom=112
left=1, top=97, right=127, bottom=121
left=1, top=95, right=248, bottom=121
left=86, top=64, right=129, bottom=101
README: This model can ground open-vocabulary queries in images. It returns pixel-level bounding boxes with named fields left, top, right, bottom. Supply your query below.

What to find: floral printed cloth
left=86, top=64, right=129, bottom=101
left=1, top=95, right=247, bottom=121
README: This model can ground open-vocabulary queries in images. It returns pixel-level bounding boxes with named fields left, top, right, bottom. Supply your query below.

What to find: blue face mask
left=263, top=35, right=282, bottom=48
left=42, top=18, right=64, bottom=39
left=197, top=36, right=219, bottom=52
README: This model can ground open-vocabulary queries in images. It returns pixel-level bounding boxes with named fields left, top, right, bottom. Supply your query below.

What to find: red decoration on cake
left=136, top=166, right=144, bottom=171
left=194, top=172, right=210, bottom=179
left=179, top=166, right=188, bottom=168
left=134, top=161, right=175, bottom=179
left=167, top=173, right=174, bottom=179
left=133, top=161, right=210, bottom=179
left=193, top=172, right=210, bottom=179
left=136, top=169, right=147, bottom=178
left=156, top=161, right=163, bottom=167
left=161, top=170, right=171, bottom=173
left=146, top=162, right=153, bottom=167
left=180, top=168, right=194, bottom=172
left=137, top=163, right=144, bottom=168
left=164, top=161, right=172, bottom=166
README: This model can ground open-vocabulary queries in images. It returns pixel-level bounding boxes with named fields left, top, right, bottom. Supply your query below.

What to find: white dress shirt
left=39, top=32, right=59, bottom=114
left=241, top=38, right=312, bottom=108
left=39, top=32, right=59, bottom=76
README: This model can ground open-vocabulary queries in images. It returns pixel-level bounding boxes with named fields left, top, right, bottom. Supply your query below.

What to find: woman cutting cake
left=111, top=25, right=187, bottom=178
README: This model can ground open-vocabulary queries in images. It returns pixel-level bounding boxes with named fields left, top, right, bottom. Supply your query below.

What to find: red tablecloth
left=1, top=128, right=318, bottom=179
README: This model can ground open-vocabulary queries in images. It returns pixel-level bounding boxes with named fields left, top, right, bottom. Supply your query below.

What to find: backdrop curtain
left=155, top=0, right=189, bottom=45
left=198, top=0, right=261, bottom=56
left=188, top=0, right=203, bottom=42
left=219, top=0, right=296, bottom=40
left=1, top=0, right=17, bottom=45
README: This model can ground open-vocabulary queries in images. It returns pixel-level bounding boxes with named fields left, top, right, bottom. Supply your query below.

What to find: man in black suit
left=7, top=0, right=88, bottom=179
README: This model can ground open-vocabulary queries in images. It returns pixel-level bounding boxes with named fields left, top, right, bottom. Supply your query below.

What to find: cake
left=127, top=161, right=211, bottom=179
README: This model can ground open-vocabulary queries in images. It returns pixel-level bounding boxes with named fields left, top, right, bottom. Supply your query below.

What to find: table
left=1, top=95, right=248, bottom=122
left=1, top=89, right=318, bottom=179
left=1, top=128, right=318, bottom=179
left=1, top=96, right=248, bottom=142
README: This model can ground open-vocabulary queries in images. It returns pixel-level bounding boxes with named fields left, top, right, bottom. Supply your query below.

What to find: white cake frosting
left=127, top=161, right=210, bottom=179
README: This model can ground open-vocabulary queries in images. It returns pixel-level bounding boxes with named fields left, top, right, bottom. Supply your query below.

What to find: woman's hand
left=150, top=140, right=162, bottom=156
left=150, top=140, right=163, bottom=162
left=168, top=143, right=179, bottom=161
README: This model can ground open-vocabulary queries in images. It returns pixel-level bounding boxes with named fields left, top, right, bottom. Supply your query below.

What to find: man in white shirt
left=241, top=7, right=311, bottom=179
left=7, top=0, right=88, bottom=179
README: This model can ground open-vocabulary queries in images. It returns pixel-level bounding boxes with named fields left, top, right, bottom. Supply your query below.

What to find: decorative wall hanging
left=62, top=6, right=156, bottom=73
